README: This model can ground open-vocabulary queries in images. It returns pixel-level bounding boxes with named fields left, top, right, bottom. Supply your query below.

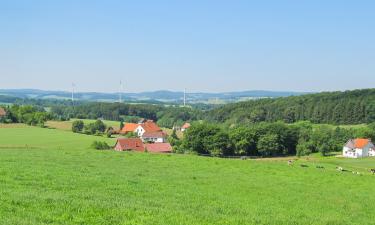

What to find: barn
left=144, top=143, right=172, bottom=153
left=114, top=138, right=144, bottom=151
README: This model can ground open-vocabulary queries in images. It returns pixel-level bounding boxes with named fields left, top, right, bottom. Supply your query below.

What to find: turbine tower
left=119, top=80, right=124, bottom=103
left=71, top=82, right=75, bottom=105
left=184, top=88, right=186, bottom=107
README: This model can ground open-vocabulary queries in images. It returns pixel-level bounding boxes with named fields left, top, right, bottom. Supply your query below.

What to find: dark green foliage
left=72, top=120, right=84, bottom=133
left=181, top=122, right=232, bottom=156
left=207, top=89, right=375, bottom=125
left=257, top=134, right=281, bottom=157
left=106, top=127, right=114, bottom=138
left=90, top=141, right=111, bottom=150
left=51, top=102, right=201, bottom=128
left=2, top=105, right=51, bottom=127
left=182, top=121, right=298, bottom=157
left=229, top=127, right=257, bottom=155
left=84, top=120, right=106, bottom=135
left=119, top=121, right=124, bottom=131
left=180, top=121, right=375, bottom=157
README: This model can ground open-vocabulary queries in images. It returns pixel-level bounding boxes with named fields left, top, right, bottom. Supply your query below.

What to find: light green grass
left=0, top=126, right=375, bottom=225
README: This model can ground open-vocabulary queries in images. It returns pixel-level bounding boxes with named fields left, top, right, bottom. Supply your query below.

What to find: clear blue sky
left=1, top=0, right=374, bottom=93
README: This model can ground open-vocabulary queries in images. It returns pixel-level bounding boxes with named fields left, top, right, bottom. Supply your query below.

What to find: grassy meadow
left=0, top=125, right=375, bottom=224
left=45, top=119, right=121, bottom=131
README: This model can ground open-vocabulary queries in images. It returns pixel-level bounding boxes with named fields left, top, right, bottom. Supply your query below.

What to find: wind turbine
left=119, top=80, right=124, bottom=103
left=71, top=82, right=75, bottom=105
left=184, top=88, right=186, bottom=107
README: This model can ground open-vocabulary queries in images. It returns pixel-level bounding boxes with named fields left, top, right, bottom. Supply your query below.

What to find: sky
left=0, top=0, right=374, bottom=93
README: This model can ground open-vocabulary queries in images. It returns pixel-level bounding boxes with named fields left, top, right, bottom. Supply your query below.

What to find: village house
left=134, top=120, right=162, bottom=137
left=114, top=138, right=144, bottom=151
left=119, top=123, right=139, bottom=134
left=141, top=131, right=167, bottom=143
left=181, top=122, right=191, bottom=132
left=343, top=138, right=375, bottom=158
left=0, top=107, right=6, bottom=118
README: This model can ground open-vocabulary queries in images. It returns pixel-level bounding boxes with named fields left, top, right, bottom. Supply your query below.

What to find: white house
left=134, top=120, right=162, bottom=137
left=141, top=131, right=167, bottom=143
left=343, top=139, right=375, bottom=158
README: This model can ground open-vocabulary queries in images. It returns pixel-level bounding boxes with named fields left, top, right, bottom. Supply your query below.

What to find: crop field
left=0, top=126, right=375, bottom=225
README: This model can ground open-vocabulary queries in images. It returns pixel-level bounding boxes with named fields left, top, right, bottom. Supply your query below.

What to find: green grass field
left=1, top=126, right=375, bottom=225
left=45, top=119, right=121, bottom=131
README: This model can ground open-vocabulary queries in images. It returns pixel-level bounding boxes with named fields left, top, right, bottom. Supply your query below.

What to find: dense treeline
left=173, top=121, right=375, bottom=157
left=0, top=105, right=52, bottom=126
left=207, top=89, right=375, bottom=125
left=51, top=102, right=202, bottom=128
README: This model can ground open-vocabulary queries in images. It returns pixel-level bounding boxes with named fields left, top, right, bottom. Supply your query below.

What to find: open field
left=45, top=119, right=121, bottom=131
left=0, top=126, right=375, bottom=224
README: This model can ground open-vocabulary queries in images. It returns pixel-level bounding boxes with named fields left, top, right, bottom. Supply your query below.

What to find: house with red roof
left=114, top=138, right=144, bottom=152
left=135, top=120, right=162, bottom=137
left=181, top=122, right=191, bottom=132
left=114, top=138, right=172, bottom=153
left=0, top=107, right=6, bottom=118
left=120, top=123, right=139, bottom=134
left=145, top=143, right=172, bottom=153
left=343, top=139, right=375, bottom=158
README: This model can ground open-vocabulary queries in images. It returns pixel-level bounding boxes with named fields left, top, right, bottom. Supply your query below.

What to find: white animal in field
left=336, top=167, right=344, bottom=172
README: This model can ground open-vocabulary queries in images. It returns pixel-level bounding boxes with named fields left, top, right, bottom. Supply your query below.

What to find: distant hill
left=0, top=89, right=307, bottom=104
left=207, top=89, right=375, bottom=125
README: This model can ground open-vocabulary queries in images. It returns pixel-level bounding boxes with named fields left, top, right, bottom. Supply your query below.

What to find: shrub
left=91, top=141, right=111, bottom=150
left=72, top=120, right=84, bottom=133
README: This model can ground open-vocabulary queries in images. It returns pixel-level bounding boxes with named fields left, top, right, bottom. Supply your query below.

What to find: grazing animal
left=288, top=160, right=293, bottom=166
left=370, top=169, right=375, bottom=174
left=336, top=167, right=344, bottom=172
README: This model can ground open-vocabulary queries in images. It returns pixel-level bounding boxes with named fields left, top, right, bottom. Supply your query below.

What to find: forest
left=172, top=121, right=375, bottom=157
left=207, top=89, right=375, bottom=125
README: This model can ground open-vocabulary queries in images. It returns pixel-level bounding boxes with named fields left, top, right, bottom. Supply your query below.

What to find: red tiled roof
left=142, top=131, right=167, bottom=138
left=140, top=120, right=161, bottom=133
left=120, top=123, right=139, bottom=134
left=145, top=143, right=172, bottom=153
left=0, top=107, right=6, bottom=117
left=182, top=123, right=191, bottom=129
left=115, top=138, right=144, bottom=151
left=353, top=139, right=371, bottom=148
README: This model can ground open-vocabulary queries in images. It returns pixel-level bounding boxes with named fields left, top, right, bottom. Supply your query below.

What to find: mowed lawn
left=0, top=126, right=375, bottom=224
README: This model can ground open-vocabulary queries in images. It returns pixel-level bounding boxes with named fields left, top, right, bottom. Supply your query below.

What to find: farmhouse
left=343, top=139, right=375, bottom=158
left=181, top=122, right=191, bottom=132
left=114, top=138, right=144, bottom=151
left=141, top=131, right=167, bottom=143
left=135, top=120, right=162, bottom=137
left=120, top=123, right=139, bottom=134
left=145, top=143, right=172, bottom=153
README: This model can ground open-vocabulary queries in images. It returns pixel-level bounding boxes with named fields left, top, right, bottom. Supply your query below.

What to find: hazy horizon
left=1, top=0, right=374, bottom=92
